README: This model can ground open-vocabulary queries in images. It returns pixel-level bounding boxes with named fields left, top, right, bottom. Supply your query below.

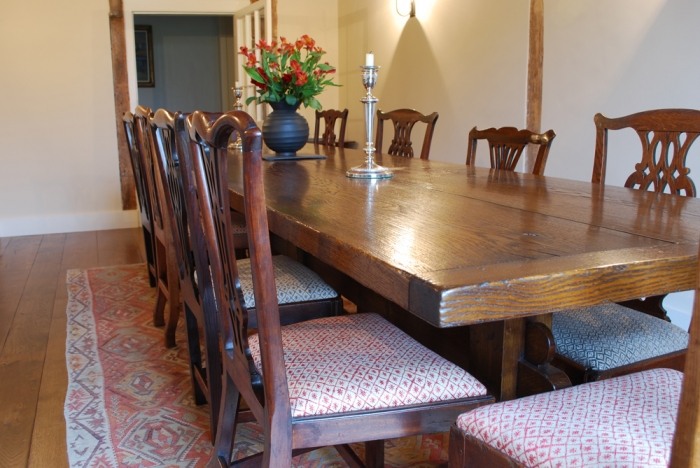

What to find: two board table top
left=227, top=143, right=700, bottom=329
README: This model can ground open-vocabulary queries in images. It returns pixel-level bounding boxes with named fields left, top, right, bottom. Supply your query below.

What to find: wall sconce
left=396, top=0, right=416, bottom=17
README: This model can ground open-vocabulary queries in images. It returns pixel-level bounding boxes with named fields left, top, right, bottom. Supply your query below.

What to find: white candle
left=365, top=53, right=374, bottom=67
left=235, top=81, right=241, bottom=88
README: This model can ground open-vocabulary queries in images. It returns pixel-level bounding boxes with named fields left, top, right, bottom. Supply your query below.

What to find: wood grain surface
left=227, top=145, right=700, bottom=327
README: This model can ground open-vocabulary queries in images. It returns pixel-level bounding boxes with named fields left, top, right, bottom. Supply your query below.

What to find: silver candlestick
left=346, top=66, right=393, bottom=179
left=231, top=86, right=244, bottom=150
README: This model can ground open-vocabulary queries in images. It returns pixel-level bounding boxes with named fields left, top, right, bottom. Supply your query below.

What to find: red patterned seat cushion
left=248, top=313, right=488, bottom=418
left=456, top=368, right=682, bottom=467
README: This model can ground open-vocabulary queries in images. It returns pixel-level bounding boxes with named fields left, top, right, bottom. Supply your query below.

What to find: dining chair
left=551, top=109, right=700, bottom=383
left=122, top=111, right=157, bottom=287
left=134, top=105, right=180, bottom=348
left=449, top=237, right=700, bottom=468
left=149, top=108, right=224, bottom=438
left=376, top=108, right=439, bottom=159
left=465, top=126, right=556, bottom=175
left=313, top=108, right=348, bottom=147
left=188, top=110, right=494, bottom=468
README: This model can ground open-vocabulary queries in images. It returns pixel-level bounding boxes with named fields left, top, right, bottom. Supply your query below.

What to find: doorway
left=134, top=14, right=236, bottom=113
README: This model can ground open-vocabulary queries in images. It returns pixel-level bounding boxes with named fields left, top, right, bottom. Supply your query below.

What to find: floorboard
left=28, top=231, right=101, bottom=468
left=97, top=228, right=144, bottom=266
left=0, top=236, right=43, bottom=352
left=0, top=228, right=144, bottom=468
left=0, top=236, right=11, bottom=256
left=0, top=234, right=66, bottom=467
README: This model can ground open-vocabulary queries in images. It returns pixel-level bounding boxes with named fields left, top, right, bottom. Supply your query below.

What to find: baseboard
left=0, top=210, right=140, bottom=237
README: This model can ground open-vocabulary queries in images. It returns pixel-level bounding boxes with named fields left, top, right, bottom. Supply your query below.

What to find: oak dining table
left=226, top=143, right=700, bottom=400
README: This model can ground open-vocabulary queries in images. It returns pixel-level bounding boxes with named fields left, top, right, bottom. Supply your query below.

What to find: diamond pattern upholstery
left=456, top=368, right=681, bottom=467
left=193, top=255, right=337, bottom=308
left=238, top=255, right=337, bottom=308
left=230, top=210, right=247, bottom=233
left=249, top=313, right=488, bottom=418
left=552, top=303, right=688, bottom=371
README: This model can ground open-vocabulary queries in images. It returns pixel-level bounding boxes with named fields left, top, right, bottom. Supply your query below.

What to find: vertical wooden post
left=109, top=0, right=136, bottom=210
left=525, top=0, right=544, bottom=174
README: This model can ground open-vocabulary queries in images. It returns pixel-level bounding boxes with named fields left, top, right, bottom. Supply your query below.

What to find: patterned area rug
left=64, top=264, right=450, bottom=467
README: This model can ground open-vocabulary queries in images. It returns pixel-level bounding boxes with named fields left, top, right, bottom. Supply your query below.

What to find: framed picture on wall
left=135, top=25, right=154, bottom=87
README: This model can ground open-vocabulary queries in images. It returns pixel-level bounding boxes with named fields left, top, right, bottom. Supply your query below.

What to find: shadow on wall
left=379, top=18, right=448, bottom=155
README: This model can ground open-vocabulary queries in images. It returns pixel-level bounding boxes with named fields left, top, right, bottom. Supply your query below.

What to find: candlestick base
left=346, top=152, right=393, bottom=179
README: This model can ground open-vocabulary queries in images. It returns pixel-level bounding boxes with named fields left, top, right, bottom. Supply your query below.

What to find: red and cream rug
left=64, top=264, right=449, bottom=467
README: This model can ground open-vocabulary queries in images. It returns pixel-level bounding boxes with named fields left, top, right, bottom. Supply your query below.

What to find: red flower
left=256, top=67, right=268, bottom=82
left=256, top=39, right=273, bottom=52
left=295, top=39, right=304, bottom=51
left=246, top=53, right=257, bottom=68
left=251, top=78, right=267, bottom=92
left=295, top=72, right=308, bottom=86
left=313, top=46, right=325, bottom=53
left=239, top=46, right=250, bottom=56
left=282, top=73, right=293, bottom=84
left=290, top=59, right=303, bottom=74
left=299, top=34, right=316, bottom=51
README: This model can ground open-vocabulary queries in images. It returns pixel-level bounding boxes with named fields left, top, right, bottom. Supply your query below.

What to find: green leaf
left=246, top=96, right=258, bottom=106
left=317, top=63, right=333, bottom=71
left=285, top=95, right=298, bottom=105
left=308, top=97, right=322, bottom=110
left=247, top=68, right=265, bottom=83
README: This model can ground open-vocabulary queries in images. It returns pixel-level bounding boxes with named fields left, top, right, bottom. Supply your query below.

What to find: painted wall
left=0, top=0, right=137, bottom=236
left=276, top=0, right=340, bottom=127
left=541, top=0, right=700, bottom=328
left=0, top=0, right=249, bottom=237
left=136, top=15, right=225, bottom=113
left=338, top=0, right=530, bottom=166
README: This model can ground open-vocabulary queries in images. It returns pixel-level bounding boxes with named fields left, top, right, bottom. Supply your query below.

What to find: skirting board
left=0, top=210, right=140, bottom=237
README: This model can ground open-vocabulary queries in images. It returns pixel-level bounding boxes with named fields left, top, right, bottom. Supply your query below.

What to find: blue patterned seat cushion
left=238, top=255, right=337, bottom=308
left=552, top=303, right=688, bottom=371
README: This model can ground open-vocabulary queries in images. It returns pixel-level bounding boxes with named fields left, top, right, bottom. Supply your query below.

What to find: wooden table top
left=227, top=144, right=700, bottom=328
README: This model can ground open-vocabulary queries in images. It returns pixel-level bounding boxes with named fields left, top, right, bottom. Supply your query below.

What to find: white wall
left=136, top=15, right=225, bottom=113
left=0, top=0, right=138, bottom=237
left=338, top=0, right=529, bottom=166
left=276, top=0, right=340, bottom=127
left=541, top=0, right=700, bottom=327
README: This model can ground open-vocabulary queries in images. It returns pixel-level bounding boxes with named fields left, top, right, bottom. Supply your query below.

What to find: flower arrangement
left=239, top=35, right=339, bottom=110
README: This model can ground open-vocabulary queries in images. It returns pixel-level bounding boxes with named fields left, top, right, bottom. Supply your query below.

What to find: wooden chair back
left=134, top=105, right=164, bottom=230
left=187, top=110, right=291, bottom=437
left=466, top=126, right=556, bottom=176
left=149, top=109, right=197, bottom=299
left=122, top=111, right=156, bottom=286
left=592, top=109, right=700, bottom=195
left=122, top=111, right=154, bottom=230
left=314, top=108, right=348, bottom=147
left=671, top=244, right=700, bottom=466
left=376, top=108, right=439, bottom=159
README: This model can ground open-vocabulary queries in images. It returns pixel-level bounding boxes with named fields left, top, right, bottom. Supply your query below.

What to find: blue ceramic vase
left=262, top=101, right=309, bottom=156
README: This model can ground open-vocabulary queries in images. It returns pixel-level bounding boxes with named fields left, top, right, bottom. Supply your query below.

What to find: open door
left=234, top=0, right=272, bottom=124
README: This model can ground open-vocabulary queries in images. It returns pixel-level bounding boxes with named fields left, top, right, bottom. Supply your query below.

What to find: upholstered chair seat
left=552, top=304, right=689, bottom=372
left=249, top=313, right=488, bottom=418
left=455, top=368, right=681, bottom=467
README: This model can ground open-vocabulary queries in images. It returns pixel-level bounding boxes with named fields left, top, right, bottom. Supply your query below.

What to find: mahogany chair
left=376, top=108, right=439, bottom=159
left=134, top=105, right=180, bottom=348
left=187, top=110, right=494, bottom=468
left=550, top=109, right=700, bottom=383
left=465, top=126, right=556, bottom=175
left=122, top=111, right=157, bottom=287
left=313, top=108, right=348, bottom=147
left=449, top=238, right=700, bottom=468
left=149, top=108, right=223, bottom=438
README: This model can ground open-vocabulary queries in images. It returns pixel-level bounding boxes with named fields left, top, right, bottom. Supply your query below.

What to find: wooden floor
left=0, top=228, right=145, bottom=468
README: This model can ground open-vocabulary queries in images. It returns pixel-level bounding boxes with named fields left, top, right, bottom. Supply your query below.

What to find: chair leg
left=204, top=316, right=223, bottom=441
left=262, top=424, right=293, bottom=468
left=153, top=286, right=166, bottom=327
left=365, top=440, right=384, bottom=468
left=211, top=373, right=241, bottom=467
left=164, top=245, right=180, bottom=348
left=142, top=226, right=156, bottom=287
left=184, top=303, right=207, bottom=405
